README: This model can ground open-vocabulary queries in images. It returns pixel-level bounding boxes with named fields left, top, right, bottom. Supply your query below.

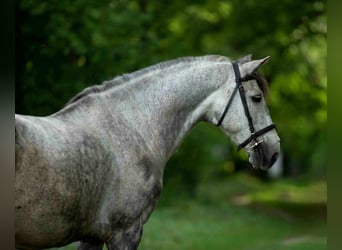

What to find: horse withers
left=15, top=55, right=280, bottom=249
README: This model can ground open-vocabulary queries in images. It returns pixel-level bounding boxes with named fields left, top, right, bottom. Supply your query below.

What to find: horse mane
left=65, top=56, right=229, bottom=106
left=64, top=55, right=269, bottom=106
left=64, top=56, right=230, bottom=106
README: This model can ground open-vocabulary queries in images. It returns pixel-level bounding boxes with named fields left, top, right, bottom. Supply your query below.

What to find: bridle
left=216, top=61, right=276, bottom=151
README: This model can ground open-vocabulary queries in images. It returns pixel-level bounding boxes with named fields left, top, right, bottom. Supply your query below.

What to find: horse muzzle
left=247, top=140, right=280, bottom=170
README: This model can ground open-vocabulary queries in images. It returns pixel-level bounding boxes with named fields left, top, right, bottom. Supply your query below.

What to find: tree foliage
left=16, top=0, right=326, bottom=192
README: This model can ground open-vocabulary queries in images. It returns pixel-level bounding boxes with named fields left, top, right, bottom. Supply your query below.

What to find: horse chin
left=247, top=147, right=267, bottom=170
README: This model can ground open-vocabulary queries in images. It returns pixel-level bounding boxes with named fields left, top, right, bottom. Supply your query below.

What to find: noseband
left=216, top=61, right=276, bottom=151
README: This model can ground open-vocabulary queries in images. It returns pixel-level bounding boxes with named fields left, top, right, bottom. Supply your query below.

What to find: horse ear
left=239, top=56, right=270, bottom=76
left=237, top=54, right=253, bottom=63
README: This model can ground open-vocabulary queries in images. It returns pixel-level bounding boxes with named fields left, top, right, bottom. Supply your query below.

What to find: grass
left=55, top=173, right=326, bottom=250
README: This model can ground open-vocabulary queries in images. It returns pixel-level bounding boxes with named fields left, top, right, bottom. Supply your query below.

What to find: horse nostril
left=270, top=152, right=279, bottom=167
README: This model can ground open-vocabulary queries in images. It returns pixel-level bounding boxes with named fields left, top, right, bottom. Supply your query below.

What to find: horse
left=15, top=55, right=280, bottom=250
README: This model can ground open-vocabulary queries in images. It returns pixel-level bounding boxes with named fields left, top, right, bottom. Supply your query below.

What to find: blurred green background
left=15, top=0, right=326, bottom=249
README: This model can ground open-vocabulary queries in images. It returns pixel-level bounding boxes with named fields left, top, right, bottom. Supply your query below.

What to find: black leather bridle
left=217, top=61, right=276, bottom=151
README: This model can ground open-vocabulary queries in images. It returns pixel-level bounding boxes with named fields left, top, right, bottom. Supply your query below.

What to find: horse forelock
left=64, top=55, right=230, bottom=107
left=254, top=72, right=269, bottom=96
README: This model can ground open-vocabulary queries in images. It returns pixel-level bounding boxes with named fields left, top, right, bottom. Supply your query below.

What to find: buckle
left=246, top=139, right=264, bottom=150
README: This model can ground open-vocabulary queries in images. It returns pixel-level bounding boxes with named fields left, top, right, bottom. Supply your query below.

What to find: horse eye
left=251, top=94, right=262, bottom=103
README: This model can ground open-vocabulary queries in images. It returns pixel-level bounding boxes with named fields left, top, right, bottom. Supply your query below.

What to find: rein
left=217, top=61, right=276, bottom=151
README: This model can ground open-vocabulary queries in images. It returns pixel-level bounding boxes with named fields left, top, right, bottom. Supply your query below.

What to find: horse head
left=208, top=55, right=280, bottom=170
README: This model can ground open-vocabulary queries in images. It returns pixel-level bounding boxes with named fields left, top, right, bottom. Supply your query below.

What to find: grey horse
left=15, top=55, right=280, bottom=249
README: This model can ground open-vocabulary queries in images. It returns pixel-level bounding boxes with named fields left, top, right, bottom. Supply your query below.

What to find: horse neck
left=106, top=59, right=230, bottom=161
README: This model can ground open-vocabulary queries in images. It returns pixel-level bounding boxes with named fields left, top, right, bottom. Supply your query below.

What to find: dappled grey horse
left=15, top=55, right=280, bottom=250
